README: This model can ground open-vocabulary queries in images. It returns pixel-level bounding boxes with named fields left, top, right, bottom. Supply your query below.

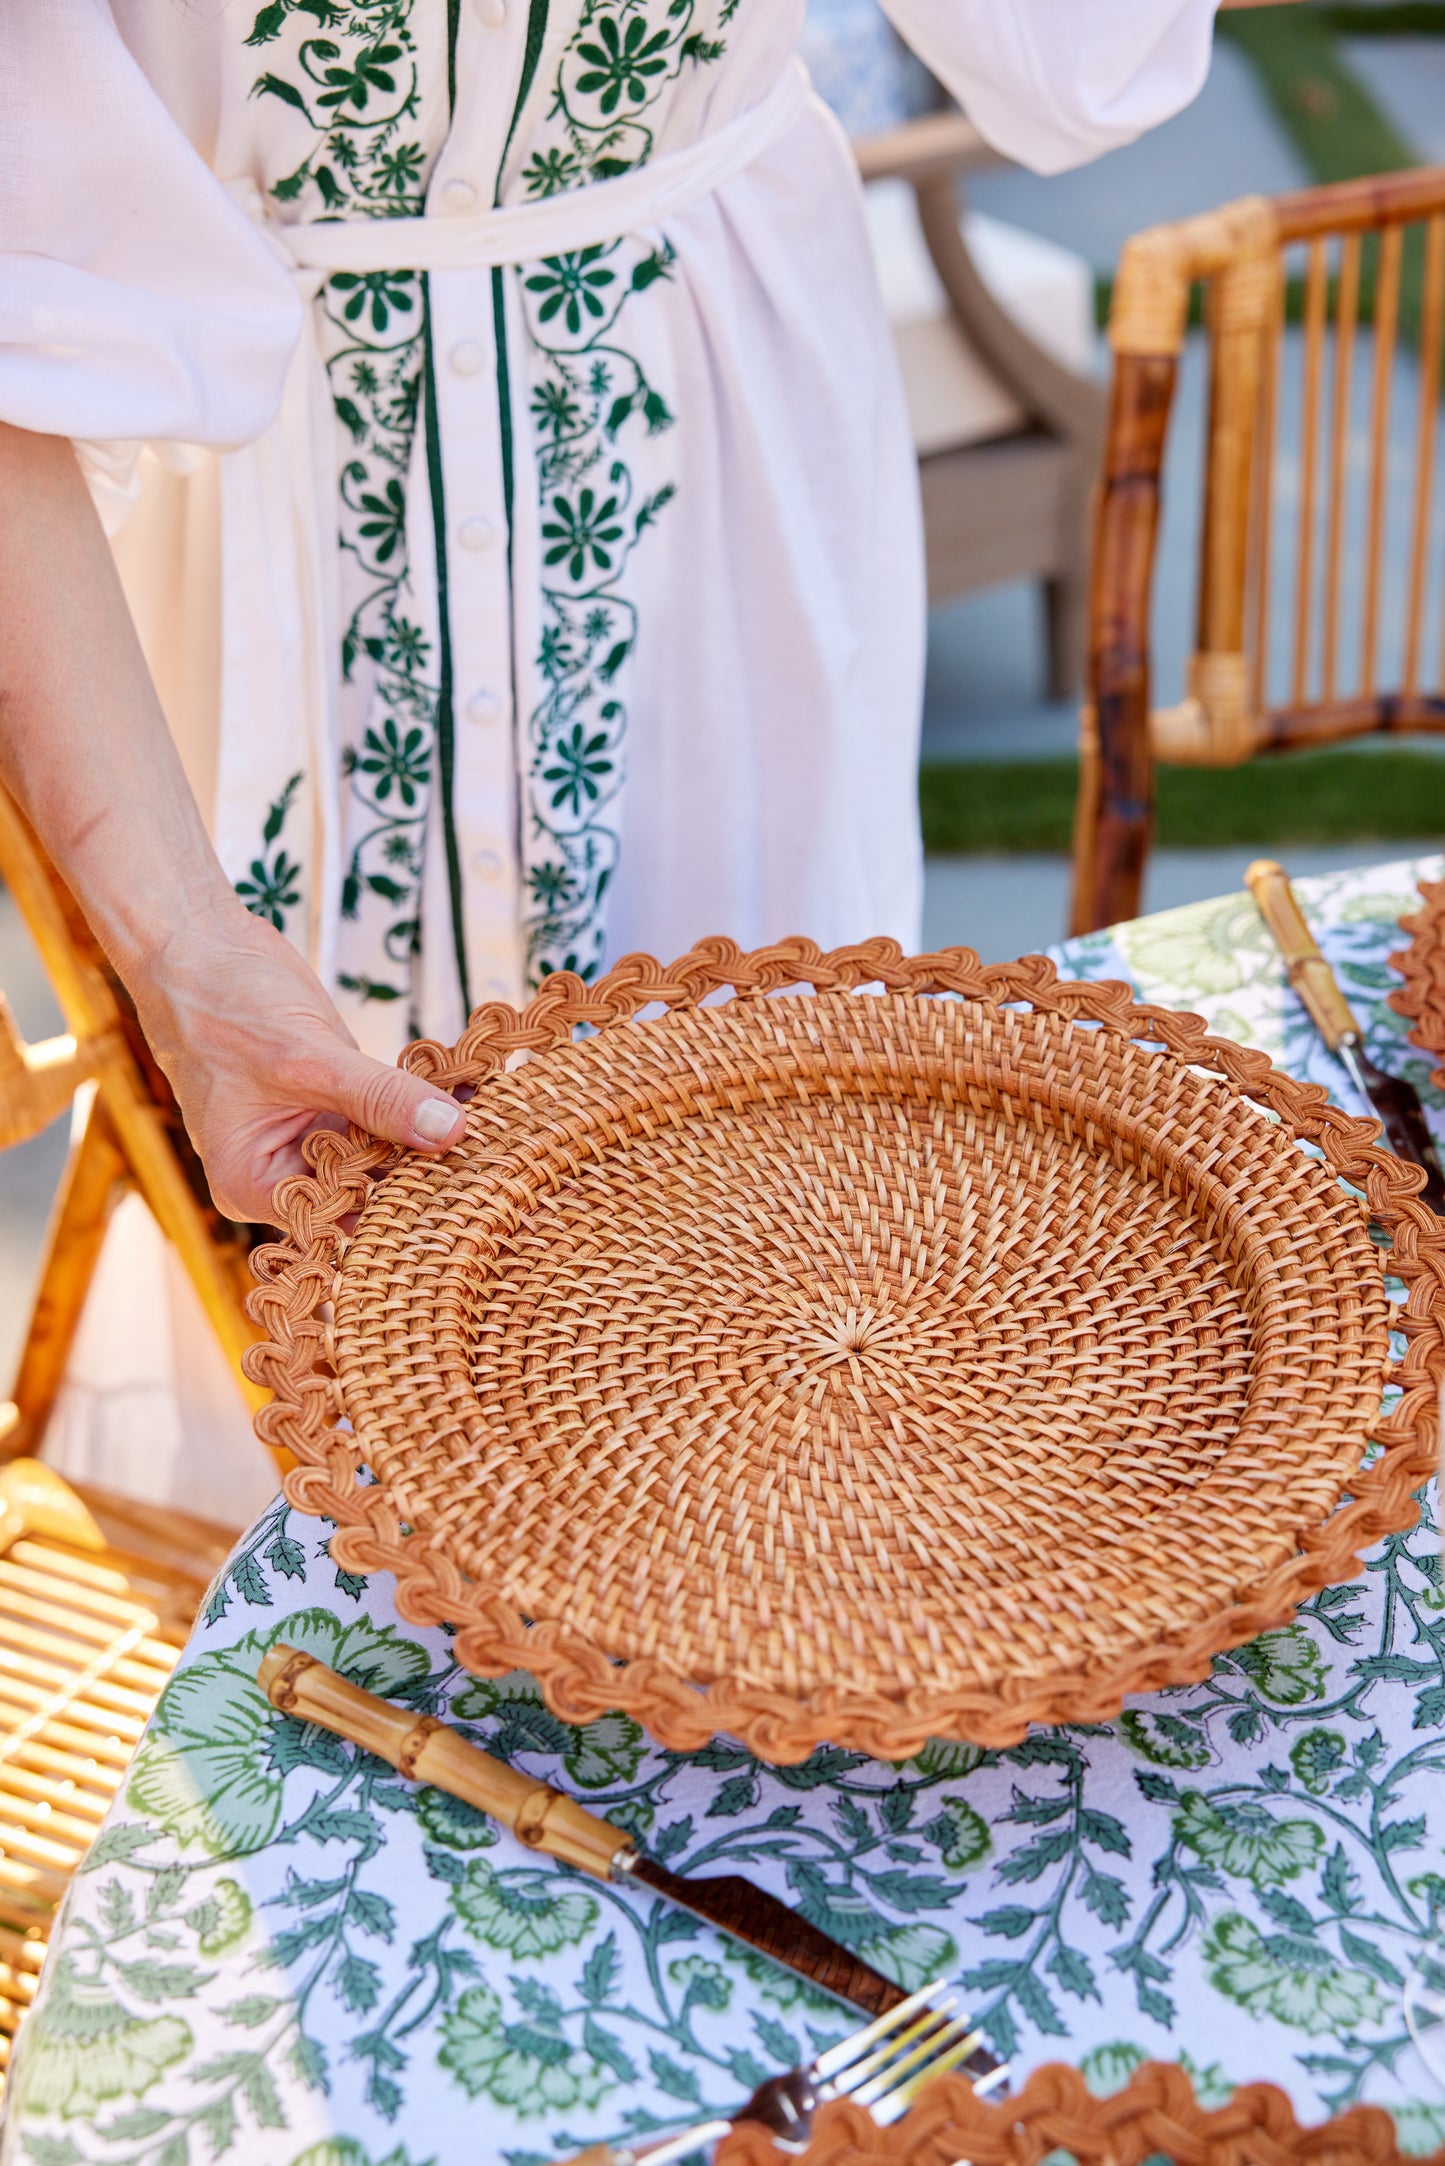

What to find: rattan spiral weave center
left=250, top=940, right=1444, bottom=1762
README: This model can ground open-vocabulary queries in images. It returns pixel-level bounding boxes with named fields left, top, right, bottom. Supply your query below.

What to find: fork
left=544, top=1979, right=1005, bottom=2165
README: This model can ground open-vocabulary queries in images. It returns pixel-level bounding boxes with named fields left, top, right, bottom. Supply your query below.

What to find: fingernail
left=414, top=1099, right=460, bottom=1145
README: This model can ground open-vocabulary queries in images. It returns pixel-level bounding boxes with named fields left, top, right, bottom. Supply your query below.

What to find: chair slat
left=1406, top=217, right=1445, bottom=693
left=0, top=1654, right=168, bottom=1719
left=4, top=1735, right=134, bottom=1793
left=0, top=1855, right=73, bottom=1909
left=0, top=1815, right=90, bottom=1875
left=0, top=1611, right=175, bottom=1677
left=0, top=1764, right=109, bottom=1820
left=0, top=1926, right=45, bottom=1971
left=0, top=1557, right=173, bottom=1629
left=8, top=1537, right=200, bottom=1620
left=0, top=1785, right=107, bottom=1849
left=1361, top=224, right=1403, bottom=696
left=1291, top=238, right=1330, bottom=707
left=3, top=1546, right=134, bottom=1598
left=0, top=1584, right=158, bottom=1649
left=1323, top=232, right=1362, bottom=704
left=1249, top=258, right=1285, bottom=714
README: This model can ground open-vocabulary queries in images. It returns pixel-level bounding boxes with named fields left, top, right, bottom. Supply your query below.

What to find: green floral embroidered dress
left=4, top=855, right=1445, bottom=2164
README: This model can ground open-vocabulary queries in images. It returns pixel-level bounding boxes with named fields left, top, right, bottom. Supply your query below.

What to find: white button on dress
left=439, top=176, right=478, bottom=212
left=465, top=690, right=502, bottom=727
left=449, top=339, right=486, bottom=377
left=457, top=515, right=497, bottom=552
left=475, top=850, right=504, bottom=882
left=474, top=0, right=507, bottom=23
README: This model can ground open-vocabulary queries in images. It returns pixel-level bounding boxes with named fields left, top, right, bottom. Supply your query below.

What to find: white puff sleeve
left=0, top=0, right=301, bottom=455
left=878, top=0, right=1219, bottom=175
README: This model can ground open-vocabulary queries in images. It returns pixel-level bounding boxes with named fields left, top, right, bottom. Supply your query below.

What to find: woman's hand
left=0, top=421, right=467, bottom=1226
left=133, top=898, right=465, bottom=1225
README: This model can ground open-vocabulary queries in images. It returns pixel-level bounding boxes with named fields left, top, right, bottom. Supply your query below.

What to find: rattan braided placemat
left=246, top=938, right=1445, bottom=1765
left=713, top=2061, right=1443, bottom=2166
left=1390, top=878, right=1445, bottom=1086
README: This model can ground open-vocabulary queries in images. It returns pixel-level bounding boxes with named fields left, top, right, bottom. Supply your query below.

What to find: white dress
left=0, top=0, right=1219, bottom=1517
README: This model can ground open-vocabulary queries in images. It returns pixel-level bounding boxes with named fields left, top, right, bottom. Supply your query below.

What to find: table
left=6, top=855, right=1445, bottom=2166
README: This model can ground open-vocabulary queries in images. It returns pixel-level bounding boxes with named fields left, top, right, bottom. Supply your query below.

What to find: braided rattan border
left=712, top=2060, right=1443, bottom=2166
left=245, top=937, right=1445, bottom=1766
left=1390, top=878, right=1445, bottom=1089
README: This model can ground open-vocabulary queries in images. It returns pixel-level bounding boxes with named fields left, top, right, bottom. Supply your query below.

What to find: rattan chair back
left=1073, top=166, right=1445, bottom=935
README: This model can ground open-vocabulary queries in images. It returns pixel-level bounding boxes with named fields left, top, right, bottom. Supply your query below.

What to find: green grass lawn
left=920, top=750, right=1445, bottom=855
left=1215, top=6, right=1418, bottom=189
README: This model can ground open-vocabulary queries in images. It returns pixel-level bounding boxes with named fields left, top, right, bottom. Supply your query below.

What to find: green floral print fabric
left=6, top=854, right=1445, bottom=2165
left=511, top=2, right=739, bottom=985
left=242, top=0, right=447, bottom=1027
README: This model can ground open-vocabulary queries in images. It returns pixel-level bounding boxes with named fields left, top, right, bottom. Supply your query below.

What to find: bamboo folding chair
left=0, top=796, right=284, bottom=2085
left=1072, top=166, right=1445, bottom=935
left=0, top=783, right=266, bottom=1459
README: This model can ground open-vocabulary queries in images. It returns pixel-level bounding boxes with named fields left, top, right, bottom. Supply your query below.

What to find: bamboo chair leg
left=0, top=783, right=270, bottom=1440
left=1069, top=350, right=1178, bottom=936
left=97, top=1067, right=268, bottom=1419
left=0, top=1095, right=127, bottom=1464
left=1069, top=705, right=1152, bottom=935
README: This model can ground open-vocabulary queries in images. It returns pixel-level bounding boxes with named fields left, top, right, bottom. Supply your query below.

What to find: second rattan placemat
left=248, top=939, right=1444, bottom=1764
left=712, top=2061, right=1441, bottom=2166
left=1390, top=876, right=1445, bottom=1086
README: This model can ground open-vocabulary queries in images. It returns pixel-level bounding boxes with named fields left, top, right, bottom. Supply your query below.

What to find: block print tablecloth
left=5, top=855, right=1445, bottom=2166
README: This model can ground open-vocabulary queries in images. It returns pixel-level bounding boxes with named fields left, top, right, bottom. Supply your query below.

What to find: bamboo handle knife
left=1245, top=858, right=1445, bottom=1211
left=255, top=1645, right=936, bottom=2026
left=1245, top=858, right=1358, bottom=1050
left=258, top=1644, right=631, bottom=1877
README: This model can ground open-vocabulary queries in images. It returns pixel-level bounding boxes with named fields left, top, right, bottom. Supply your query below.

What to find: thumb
left=320, top=1044, right=467, bottom=1154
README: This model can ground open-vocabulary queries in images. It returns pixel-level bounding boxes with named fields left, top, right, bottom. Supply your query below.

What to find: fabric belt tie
left=219, top=60, right=812, bottom=1005
left=273, top=60, right=809, bottom=276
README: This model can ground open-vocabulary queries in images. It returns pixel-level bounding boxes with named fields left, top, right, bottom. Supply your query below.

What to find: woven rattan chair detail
left=0, top=1458, right=222, bottom=2091
left=1072, top=167, right=1445, bottom=936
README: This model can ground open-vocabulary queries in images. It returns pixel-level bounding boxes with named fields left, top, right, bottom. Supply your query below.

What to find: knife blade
left=614, top=1855, right=996, bottom=2079
left=257, top=1645, right=1001, bottom=2072
left=624, top=1842, right=1003, bottom=2077
left=1245, top=859, right=1445, bottom=1214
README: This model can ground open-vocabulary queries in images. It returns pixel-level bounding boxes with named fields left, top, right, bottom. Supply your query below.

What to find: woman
left=2, top=0, right=1230, bottom=1507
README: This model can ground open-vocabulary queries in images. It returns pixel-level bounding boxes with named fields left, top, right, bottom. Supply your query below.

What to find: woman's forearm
left=0, top=422, right=242, bottom=978
left=0, top=421, right=464, bottom=1221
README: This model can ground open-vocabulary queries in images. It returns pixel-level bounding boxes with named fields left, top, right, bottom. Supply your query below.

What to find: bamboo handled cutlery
left=257, top=1645, right=1003, bottom=2151
left=1246, top=858, right=1445, bottom=1211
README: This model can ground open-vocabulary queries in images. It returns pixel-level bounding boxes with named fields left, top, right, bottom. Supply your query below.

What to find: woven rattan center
left=332, top=993, right=1386, bottom=1700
